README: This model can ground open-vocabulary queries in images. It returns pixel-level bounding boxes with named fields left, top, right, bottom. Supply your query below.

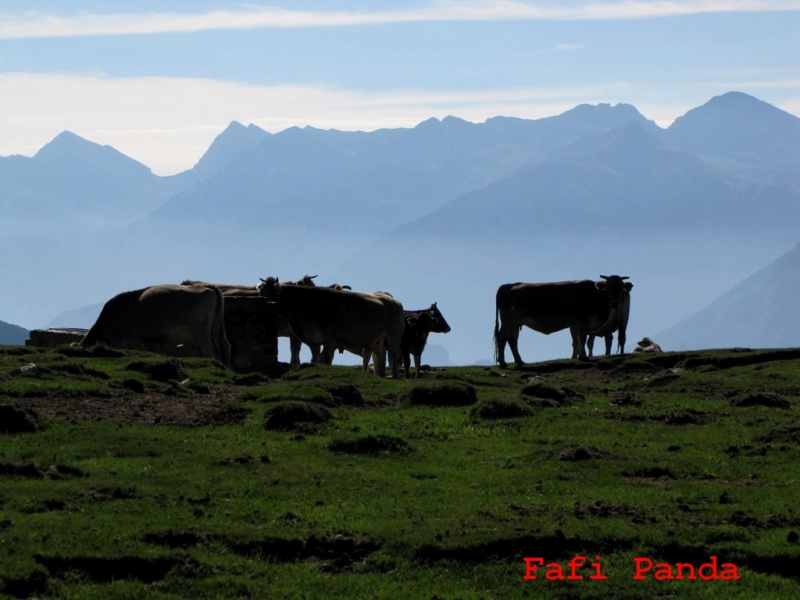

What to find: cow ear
left=624, top=282, right=634, bottom=291
left=595, top=281, right=607, bottom=291
left=406, top=315, right=419, bottom=326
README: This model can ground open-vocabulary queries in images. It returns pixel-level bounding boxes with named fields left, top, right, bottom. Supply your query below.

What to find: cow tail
left=493, top=293, right=501, bottom=364
left=211, top=286, right=231, bottom=367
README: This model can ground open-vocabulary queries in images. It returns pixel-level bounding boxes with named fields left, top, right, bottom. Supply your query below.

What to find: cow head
left=258, top=277, right=281, bottom=300
left=596, top=275, right=633, bottom=310
left=406, top=311, right=433, bottom=333
left=428, top=302, right=452, bottom=334
left=293, top=274, right=318, bottom=287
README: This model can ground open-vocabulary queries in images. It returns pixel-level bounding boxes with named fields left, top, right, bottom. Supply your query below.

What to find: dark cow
left=258, top=277, right=405, bottom=377
left=585, top=282, right=632, bottom=357
left=182, top=276, right=327, bottom=366
left=81, top=284, right=231, bottom=365
left=401, top=303, right=451, bottom=378
left=494, top=275, right=634, bottom=367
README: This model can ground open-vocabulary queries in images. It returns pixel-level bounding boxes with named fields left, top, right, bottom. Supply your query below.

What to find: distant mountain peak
left=666, top=90, right=800, bottom=168
left=704, top=91, right=767, bottom=109
left=670, top=90, right=797, bottom=128
left=192, top=121, right=270, bottom=173
left=33, top=130, right=150, bottom=173
left=35, top=130, right=99, bottom=158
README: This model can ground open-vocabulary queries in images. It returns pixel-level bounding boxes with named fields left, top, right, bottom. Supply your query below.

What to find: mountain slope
left=0, top=319, right=28, bottom=345
left=657, top=242, right=800, bottom=350
left=0, top=131, right=184, bottom=238
left=664, top=91, right=800, bottom=172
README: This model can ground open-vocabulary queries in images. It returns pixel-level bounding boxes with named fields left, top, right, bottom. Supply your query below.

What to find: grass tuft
left=0, top=404, right=47, bottom=434
left=329, top=435, right=414, bottom=456
left=469, top=398, right=532, bottom=420
left=263, top=401, right=333, bottom=430
left=405, top=382, right=477, bottom=407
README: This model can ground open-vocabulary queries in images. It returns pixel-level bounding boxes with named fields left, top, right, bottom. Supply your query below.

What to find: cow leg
left=413, top=352, right=422, bottom=379
left=617, top=330, right=626, bottom=355
left=498, top=324, right=523, bottom=367
left=321, top=343, right=336, bottom=365
left=573, top=328, right=589, bottom=361
left=604, top=334, right=613, bottom=357
left=308, top=344, right=322, bottom=364
left=361, top=348, right=371, bottom=371
left=289, top=335, right=302, bottom=366
left=385, top=339, right=402, bottom=379
left=402, top=350, right=411, bottom=378
left=371, top=345, right=386, bottom=374
left=585, top=332, right=594, bottom=359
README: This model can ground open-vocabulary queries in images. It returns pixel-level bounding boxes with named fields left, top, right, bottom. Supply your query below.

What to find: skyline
left=1, top=1, right=798, bottom=175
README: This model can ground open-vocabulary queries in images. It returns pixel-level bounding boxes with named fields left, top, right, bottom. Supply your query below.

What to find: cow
left=585, top=283, right=632, bottom=357
left=182, top=276, right=331, bottom=366
left=81, top=284, right=231, bottom=365
left=258, top=277, right=405, bottom=377
left=494, top=275, right=634, bottom=367
left=632, top=337, right=662, bottom=353
left=400, top=303, right=452, bottom=378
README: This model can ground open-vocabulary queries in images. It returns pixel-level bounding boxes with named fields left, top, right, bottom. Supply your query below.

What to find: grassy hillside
left=1, top=346, right=799, bottom=598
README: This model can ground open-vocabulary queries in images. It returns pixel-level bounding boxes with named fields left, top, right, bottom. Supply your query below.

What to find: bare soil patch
left=18, top=384, right=245, bottom=427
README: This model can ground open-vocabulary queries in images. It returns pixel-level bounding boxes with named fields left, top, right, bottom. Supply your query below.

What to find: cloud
left=1, top=1, right=798, bottom=39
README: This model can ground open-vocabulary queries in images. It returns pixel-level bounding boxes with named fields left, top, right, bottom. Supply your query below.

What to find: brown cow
left=494, top=275, right=634, bottom=366
left=182, top=276, right=328, bottom=365
left=81, top=284, right=231, bottom=365
left=586, top=282, right=632, bottom=357
left=258, top=277, right=405, bottom=377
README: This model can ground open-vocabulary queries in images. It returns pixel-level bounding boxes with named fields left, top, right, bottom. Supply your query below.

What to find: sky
left=1, top=1, right=798, bottom=175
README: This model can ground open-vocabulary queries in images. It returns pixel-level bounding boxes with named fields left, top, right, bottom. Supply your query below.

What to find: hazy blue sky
left=1, top=1, right=798, bottom=174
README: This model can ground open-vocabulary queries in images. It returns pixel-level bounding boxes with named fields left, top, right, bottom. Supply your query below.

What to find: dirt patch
left=18, top=384, right=245, bottom=427
left=329, top=434, right=414, bottom=456
left=521, top=382, right=582, bottom=405
left=405, top=382, right=477, bottom=407
left=415, top=532, right=635, bottom=564
left=623, top=466, right=676, bottom=480
left=34, top=554, right=193, bottom=584
left=470, top=398, right=533, bottom=420
left=0, top=462, right=85, bottom=480
left=731, top=392, right=791, bottom=409
left=572, top=500, right=656, bottom=524
left=559, top=445, right=612, bottom=462
left=663, top=408, right=712, bottom=425
left=230, top=533, right=380, bottom=572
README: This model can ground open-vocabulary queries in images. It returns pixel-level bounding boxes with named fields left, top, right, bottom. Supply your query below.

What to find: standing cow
left=81, top=284, right=231, bottom=366
left=585, top=282, right=632, bottom=357
left=401, top=303, right=452, bottom=378
left=494, top=275, right=634, bottom=367
left=258, top=277, right=405, bottom=377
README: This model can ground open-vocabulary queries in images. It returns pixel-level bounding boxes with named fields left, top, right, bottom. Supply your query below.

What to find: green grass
left=1, top=346, right=799, bottom=598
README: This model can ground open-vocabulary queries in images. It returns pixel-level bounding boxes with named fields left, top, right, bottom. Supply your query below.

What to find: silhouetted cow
left=494, top=275, right=634, bottom=366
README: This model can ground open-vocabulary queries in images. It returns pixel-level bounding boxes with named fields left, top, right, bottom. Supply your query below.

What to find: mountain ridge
left=1, top=91, right=798, bottom=364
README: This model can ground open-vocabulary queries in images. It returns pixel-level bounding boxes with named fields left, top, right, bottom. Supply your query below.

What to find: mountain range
left=1, top=91, right=798, bottom=364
